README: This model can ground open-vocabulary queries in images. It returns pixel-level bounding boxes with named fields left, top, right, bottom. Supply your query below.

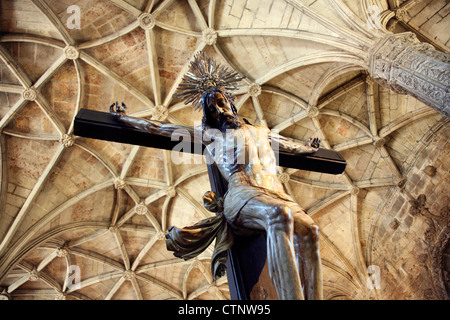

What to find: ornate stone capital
left=368, top=32, right=450, bottom=117
left=138, top=13, right=156, bottom=30
left=202, top=28, right=218, bottom=46
left=368, top=33, right=418, bottom=93
left=395, top=8, right=408, bottom=22
left=64, top=46, right=79, bottom=60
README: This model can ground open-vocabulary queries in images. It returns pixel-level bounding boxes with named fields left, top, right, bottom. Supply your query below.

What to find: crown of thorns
left=174, top=51, right=245, bottom=111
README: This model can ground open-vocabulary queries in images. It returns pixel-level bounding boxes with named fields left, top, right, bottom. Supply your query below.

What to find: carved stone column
left=368, top=32, right=450, bottom=117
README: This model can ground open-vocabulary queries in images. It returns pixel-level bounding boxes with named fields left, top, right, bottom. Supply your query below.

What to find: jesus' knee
left=299, top=223, right=320, bottom=251
left=266, top=204, right=293, bottom=234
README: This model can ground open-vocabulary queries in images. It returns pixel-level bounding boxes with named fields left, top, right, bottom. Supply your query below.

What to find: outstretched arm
left=110, top=102, right=196, bottom=140
left=269, top=131, right=320, bottom=154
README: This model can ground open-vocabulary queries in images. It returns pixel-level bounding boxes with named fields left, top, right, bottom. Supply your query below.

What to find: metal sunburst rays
left=174, top=51, right=246, bottom=111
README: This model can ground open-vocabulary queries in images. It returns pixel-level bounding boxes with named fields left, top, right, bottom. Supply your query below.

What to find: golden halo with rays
left=174, top=51, right=246, bottom=111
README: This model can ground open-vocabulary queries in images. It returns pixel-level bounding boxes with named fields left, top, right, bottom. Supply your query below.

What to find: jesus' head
left=201, top=87, right=241, bottom=132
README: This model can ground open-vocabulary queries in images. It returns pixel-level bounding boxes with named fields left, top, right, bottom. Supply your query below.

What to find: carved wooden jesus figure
left=109, top=52, right=323, bottom=300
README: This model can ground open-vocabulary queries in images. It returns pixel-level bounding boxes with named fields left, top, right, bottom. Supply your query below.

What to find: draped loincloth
left=165, top=175, right=295, bottom=280
left=223, top=175, right=295, bottom=225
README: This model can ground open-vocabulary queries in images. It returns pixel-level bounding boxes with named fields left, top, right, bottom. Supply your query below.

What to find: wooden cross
left=74, top=108, right=346, bottom=300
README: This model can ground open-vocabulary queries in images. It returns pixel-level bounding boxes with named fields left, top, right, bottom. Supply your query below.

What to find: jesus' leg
left=233, top=197, right=304, bottom=300
left=266, top=204, right=304, bottom=299
left=292, top=209, right=323, bottom=300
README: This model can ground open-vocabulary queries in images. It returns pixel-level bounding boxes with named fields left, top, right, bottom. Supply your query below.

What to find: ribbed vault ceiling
left=0, top=0, right=448, bottom=300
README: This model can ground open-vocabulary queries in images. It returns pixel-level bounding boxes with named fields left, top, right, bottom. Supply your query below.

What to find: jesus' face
left=205, top=90, right=240, bottom=131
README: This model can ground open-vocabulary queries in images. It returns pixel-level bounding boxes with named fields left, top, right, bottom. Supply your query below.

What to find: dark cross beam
left=74, top=108, right=347, bottom=300
left=74, top=109, right=346, bottom=174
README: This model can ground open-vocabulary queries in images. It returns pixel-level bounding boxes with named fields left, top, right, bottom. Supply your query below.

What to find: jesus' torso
left=203, top=124, right=285, bottom=194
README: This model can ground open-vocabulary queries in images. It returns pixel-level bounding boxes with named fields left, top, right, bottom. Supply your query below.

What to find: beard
left=218, top=113, right=241, bottom=131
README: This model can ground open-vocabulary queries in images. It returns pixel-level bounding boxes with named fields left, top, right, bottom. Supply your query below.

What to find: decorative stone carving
left=408, top=194, right=425, bottom=216
left=407, top=185, right=449, bottom=299
left=138, top=13, right=155, bottom=30
left=439, top=205, right=449, bottom=220
left=306, top=106, right=319, bottom=118
left=386, top=19, right=399, bottom=32
left=166, top=186, right=176, bottom=198
left=202, top=28, right=218, bottom=46
left=54, top=293, right=66, bottom=300
left=59, top=134, right=74, bottom=148
left=424, top=215, right=436, bottom=243
left=409, top=194, right=447, bottom=222
left=396, top=177, right=406, bottom=188
left=279, top=172, right=290, bottom=184
left=56, top=247, right=69, bottom=258
left=64, top=46, right=79, bottom=60
left=114, top=178, right=126, bottom=190
left=429, top=226, right=450, bottom=299
left=28, top=269, right=39, bottom=281
left=373, top=136, right=386, bottom=148
left=395, top=9, right=408, bottom=22
left=109, top=225, right=119, bottom=234
left=135, top=203, right=148, bottom=216
left=22, top=87, right=37, bottom=101
left=350, top=186, right=360, bottom=196
left=423, top=165, right=437, bottom=177
left=151, top=104, right=169, bottom=121
left=157, top=232, right=166, bottom=240
left=248, top=83, right=262, bottom=97
left=369, top=32, right=450, bottom=118
left=123, top=270, right=135, bottom=281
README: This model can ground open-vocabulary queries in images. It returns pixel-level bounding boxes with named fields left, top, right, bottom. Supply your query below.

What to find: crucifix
left=74, top=52, right=346, bottom=300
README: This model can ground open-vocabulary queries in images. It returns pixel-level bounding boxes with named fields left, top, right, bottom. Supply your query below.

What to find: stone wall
left=369, top=119, right=449, bottom=299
